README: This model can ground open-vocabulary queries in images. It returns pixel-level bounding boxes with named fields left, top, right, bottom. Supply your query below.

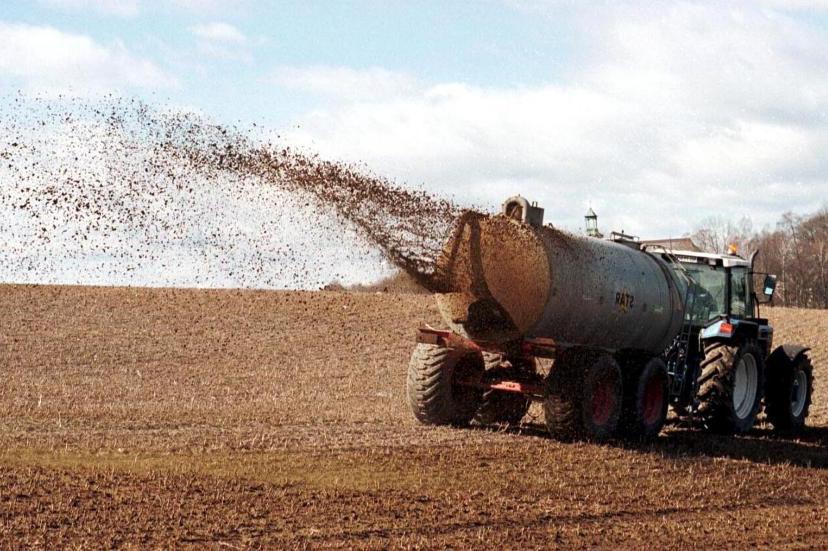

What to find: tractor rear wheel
left=544, top=353, right=622, bottom=441
left=406, top=343, right=483, bottom=426
left=619, top=358, right=669, bottom=440
left=765, top=353, right=813, bottom=433
left=697, top=341, right=764, bottom=434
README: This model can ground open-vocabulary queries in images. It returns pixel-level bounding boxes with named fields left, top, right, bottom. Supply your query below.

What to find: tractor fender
left=767, top=344, right=811, bottom=368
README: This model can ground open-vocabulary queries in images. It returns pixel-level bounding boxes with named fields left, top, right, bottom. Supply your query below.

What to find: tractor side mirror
left=760, top=274, right=777, bottom=303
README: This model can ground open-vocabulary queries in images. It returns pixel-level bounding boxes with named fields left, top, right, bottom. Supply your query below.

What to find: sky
left=2, top=0, right=828, bottom=286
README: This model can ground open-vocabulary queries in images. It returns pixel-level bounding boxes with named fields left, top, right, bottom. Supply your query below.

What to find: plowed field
left=1, top=285, right=826, bottom=548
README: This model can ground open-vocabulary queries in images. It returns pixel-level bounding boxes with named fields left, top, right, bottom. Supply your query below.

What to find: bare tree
left=748, top=209, right=828, bottom=308
left=691, top=215, right=754, bottom=254
left=691, top=209, right=828, bottom=309
left=800, top=209, right=828, bottom=308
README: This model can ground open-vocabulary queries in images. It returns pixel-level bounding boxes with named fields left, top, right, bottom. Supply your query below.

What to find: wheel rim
left=733, top=353, right=758, bottom=420
left=592, top=378, right=615, bottom=426
left=642, top=373, right=665, bottom=426
left=791, top=368, right=808, bottom=418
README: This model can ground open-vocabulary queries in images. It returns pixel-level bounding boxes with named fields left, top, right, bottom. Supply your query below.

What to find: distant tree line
left=691, top=209, right=828, bottom=309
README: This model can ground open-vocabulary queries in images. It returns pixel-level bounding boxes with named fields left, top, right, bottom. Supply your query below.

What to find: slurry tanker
left=407, top=197, right=815, bottom=440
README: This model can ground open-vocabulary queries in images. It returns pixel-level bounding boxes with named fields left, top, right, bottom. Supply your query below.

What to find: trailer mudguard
left=767, top=344, right=811, bottom=368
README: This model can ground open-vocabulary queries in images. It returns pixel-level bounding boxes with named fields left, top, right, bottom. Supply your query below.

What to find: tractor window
left=681, top=263, right=727, bottom=322
left=730, top=267, right=750, bottom=318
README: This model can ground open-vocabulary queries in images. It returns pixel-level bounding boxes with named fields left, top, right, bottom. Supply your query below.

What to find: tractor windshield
left=680, top=263, right=728, bottom=322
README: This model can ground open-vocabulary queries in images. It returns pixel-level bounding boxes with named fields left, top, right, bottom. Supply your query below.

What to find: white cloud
left=170, top=0, right=243, bottom=13
left=36, top=0, right=140, bottom=17
left=188, top=21, right=251, bottom=62
left=758, top=0, right=828, bottom=11
left=0, top=22, right=175, bottom=93
left=280, top=3, right=828, bottom=237
left=271, top=66, right=420, bottom=101
left=37, top=0, right=250, bottom=16
left=513, top=0, right=828, bottom=13
left=189, top=22, right=246, bottom=44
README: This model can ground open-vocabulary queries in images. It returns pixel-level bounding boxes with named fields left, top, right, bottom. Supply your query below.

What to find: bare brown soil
left=1, top=284, right=827, bottom=548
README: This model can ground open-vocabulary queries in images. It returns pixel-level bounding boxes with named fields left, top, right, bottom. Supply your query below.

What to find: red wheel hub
left=591, top=378, right=615, bottom=426
left=642, top=374, right=665, bottom=425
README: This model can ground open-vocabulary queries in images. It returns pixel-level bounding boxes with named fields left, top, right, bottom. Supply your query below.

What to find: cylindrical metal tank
left=434, top=213, right=685, bottom=355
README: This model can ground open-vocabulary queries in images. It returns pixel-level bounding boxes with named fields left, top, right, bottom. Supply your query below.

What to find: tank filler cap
left=502, top=195, right=545, bottom=227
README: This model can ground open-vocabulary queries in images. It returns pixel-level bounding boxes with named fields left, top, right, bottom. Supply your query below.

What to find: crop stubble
left=1, top=284, right=827, bottom=549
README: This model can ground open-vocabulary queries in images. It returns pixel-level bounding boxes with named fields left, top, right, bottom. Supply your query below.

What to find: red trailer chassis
left=415, top=326, right=554, bottom=399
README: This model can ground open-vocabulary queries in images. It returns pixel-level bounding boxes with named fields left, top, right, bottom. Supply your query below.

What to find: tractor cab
left=650, top=248, right=770, bottom=347
left=669, top=250, right=759, bottom=323
left=661, top=249, right=778, bottom=348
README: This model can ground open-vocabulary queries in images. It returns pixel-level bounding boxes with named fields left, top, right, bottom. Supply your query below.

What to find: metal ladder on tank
left=668, top=284, right=697, bottom=398
left=665, top=256, right=698, bottom=400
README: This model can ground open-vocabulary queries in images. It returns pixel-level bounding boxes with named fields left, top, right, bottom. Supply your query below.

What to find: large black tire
left=619, top=358, right=669, bottom=440
left=406, top=344, right=483, bottom=426
left=765, top=353, right=814, bottom=433
left=697, top=341, right=764, bottom=434
left=474, top=366, right=531, bottom=426
left=544, top=353, right=622, bottom=441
